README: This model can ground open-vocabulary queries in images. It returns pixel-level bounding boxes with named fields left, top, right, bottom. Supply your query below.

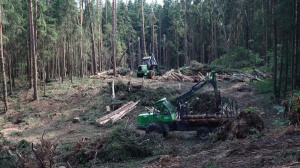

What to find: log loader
left=137, top=71, right=237, bottom=140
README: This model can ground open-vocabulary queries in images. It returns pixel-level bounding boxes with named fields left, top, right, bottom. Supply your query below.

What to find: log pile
left=232, top=73, right=262, bottom=82
left=180, top=114, right=236, bottom=125
left=162, top=70, right=196, bottom=82
left=95, top=101, right=139, bottom=125
left=254, top=69, right=272, bottom=78
left=89, top=70, right=121, bottom=79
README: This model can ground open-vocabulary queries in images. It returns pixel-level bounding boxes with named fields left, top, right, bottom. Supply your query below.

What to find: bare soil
left=0, top=75, right=299, bottom=167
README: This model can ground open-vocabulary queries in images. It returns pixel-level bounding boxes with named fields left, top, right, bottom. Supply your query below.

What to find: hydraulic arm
left=176, top=71, right=220, bottom=115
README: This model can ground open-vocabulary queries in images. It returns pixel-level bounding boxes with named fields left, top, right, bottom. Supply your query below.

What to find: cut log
left=181, top=118, right=229, bottom=123
left=111, top=101, right=140, bottom=122
left=254, top=69, right=271, bottom=78
left=181, top=114, right=233, bottom=119
left=96, top=101, right=133, bottom=123
left=95, top=101, right=140, bottom=125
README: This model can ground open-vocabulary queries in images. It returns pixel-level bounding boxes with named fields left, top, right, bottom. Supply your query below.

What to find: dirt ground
left=0, top=74, right=299, bottom=167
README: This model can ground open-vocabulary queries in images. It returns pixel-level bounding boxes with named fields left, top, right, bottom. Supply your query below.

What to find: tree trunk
left=8, top=54, right=12, bottom=94
left=138, top=37, right=141, bottom=65
left=200, top=2, right=204, bottom=63
left=112, top=0, right=116, bottom=76
left=0, top=5, right=8, bottom=112
left=28, top=0, right=38, bottom=100
left=88, top=0, right=97, bottom=75
left=159, top=9, right=162, bottom=66
left=292, top=0, right=299, bottom=90
left=97, top=0, right=102, bottom=72
left=184, top=0, right=188, bottom=66
left=79, top=0, right=83, bottom=78
left=272, top=0, right=278, bottom=98
left=141, top=0, right=146, bottom=57
left=151, top=8, right=155, bottom=54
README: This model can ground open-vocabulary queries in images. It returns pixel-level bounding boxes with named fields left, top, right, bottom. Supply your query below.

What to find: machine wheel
left=196, top=126, right=210, bottom=141
left=159, top=70, right=165, bottom=76
left=146, top=122, right=163, bottom=134
left=148, top=70, right=155, bottom=79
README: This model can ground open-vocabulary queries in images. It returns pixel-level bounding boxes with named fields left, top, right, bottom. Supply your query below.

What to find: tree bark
left=141, top=0, right=146, bottom=57
left=138, top=37, right=141, bottom=65
left=292, top=0, right=299, bottom=90
left=0, top=5, right=8, bottom=112
left=97, top=0, right=103, bottom=72
left=184, top=0, right=188, bottom=65
left=80, top=0, right=83, bottom=77
left=272, top=0, right=278, bottom=98
left=88, top=0, right=97, bottom=75
left=28, top=0, right=38, bottom=100
left=151, top=8, right=155, bottom=54
left=112, top=0, right=116, bottom=76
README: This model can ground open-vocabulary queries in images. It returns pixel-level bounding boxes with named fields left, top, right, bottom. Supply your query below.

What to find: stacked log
left=232, top=73, right=262, bottom=82
left=162, top=70, right=195, bottom=82
left=89, top=70, right=123, bottom=79
left=180, top=114, right=236, bottom=125
left=95, top=101, right=139, bottom=125
left=254, top=69, right=272, bottom=78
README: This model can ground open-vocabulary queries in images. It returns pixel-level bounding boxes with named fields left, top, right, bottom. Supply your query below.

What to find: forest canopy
left=0, top=0, right=299, bottom=101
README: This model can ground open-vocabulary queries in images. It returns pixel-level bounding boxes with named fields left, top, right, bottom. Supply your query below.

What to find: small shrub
left=10, top=131, right=23, bottom=137
left=253, top=78, right=273, bottom=94
left=272, top=118, right=289, bottom=131
left=97, top=127, right=163, bottom=162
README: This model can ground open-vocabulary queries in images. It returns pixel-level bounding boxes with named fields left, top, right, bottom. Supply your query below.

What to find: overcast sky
left=145, top=0, right=163, bottom=5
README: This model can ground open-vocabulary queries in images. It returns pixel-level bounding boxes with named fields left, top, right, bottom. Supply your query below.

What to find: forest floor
left=0, top=70, right=300, bottom=167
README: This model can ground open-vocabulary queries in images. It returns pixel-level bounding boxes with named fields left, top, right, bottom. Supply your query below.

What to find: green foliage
left=272, top=118, right=289, bottom=131
left=0, top=147, right=18, bottom=167
left=16, top=139, right=31, bottom=155
left=273, top=105, right=285, bottom=114
left=245, top=106, right=260, bottom=113
left=208, top=132, right=217, bottom=142
left=247, top=132, right=264, bottom=141
left=97, top=127, right=163, bottom=162
left=211, top=47, right=263, bottom=69
left=10, top=131, right=23, bottom=137
left=117, top=67, right=131, bottom=76
left=272, top=149, right=298, bottom=165
left=253, top=78, right=273, bottom=94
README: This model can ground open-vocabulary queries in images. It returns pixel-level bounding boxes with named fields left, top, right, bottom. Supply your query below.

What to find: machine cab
left=137, top=98, right=176, bottom=127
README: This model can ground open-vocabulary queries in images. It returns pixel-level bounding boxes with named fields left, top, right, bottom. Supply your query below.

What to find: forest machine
left=137, top=71, right=237, bottom=140
left=136, top=53, right=164, bottom=79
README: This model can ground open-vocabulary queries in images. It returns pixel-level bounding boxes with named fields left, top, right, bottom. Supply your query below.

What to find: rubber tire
left=145, top=122, right=163, bottom=134
left=196, top=126, right=210, bottom=141
left=148, top=70, right=155, bottom=79
left=159, top=70, right=165, bottom=76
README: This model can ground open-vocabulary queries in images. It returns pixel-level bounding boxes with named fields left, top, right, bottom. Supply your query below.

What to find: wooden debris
left=89, top=70, right=121, bottom=79
left=254, top=69, right=272, bottom=78
left=95, top=101, right=140, bottom=125
left=232, top=73, right=262, bottom=82
left=106, top=105, right=110, bottom=112
left=162, top=69, right=195, bottom=82
left=72, top=117, right=81, bottom=123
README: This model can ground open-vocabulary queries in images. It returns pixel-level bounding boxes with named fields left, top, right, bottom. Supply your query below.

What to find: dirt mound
left=217, top=111, right=266, bottom=140
left=286, top=93, right=300, bottom=125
